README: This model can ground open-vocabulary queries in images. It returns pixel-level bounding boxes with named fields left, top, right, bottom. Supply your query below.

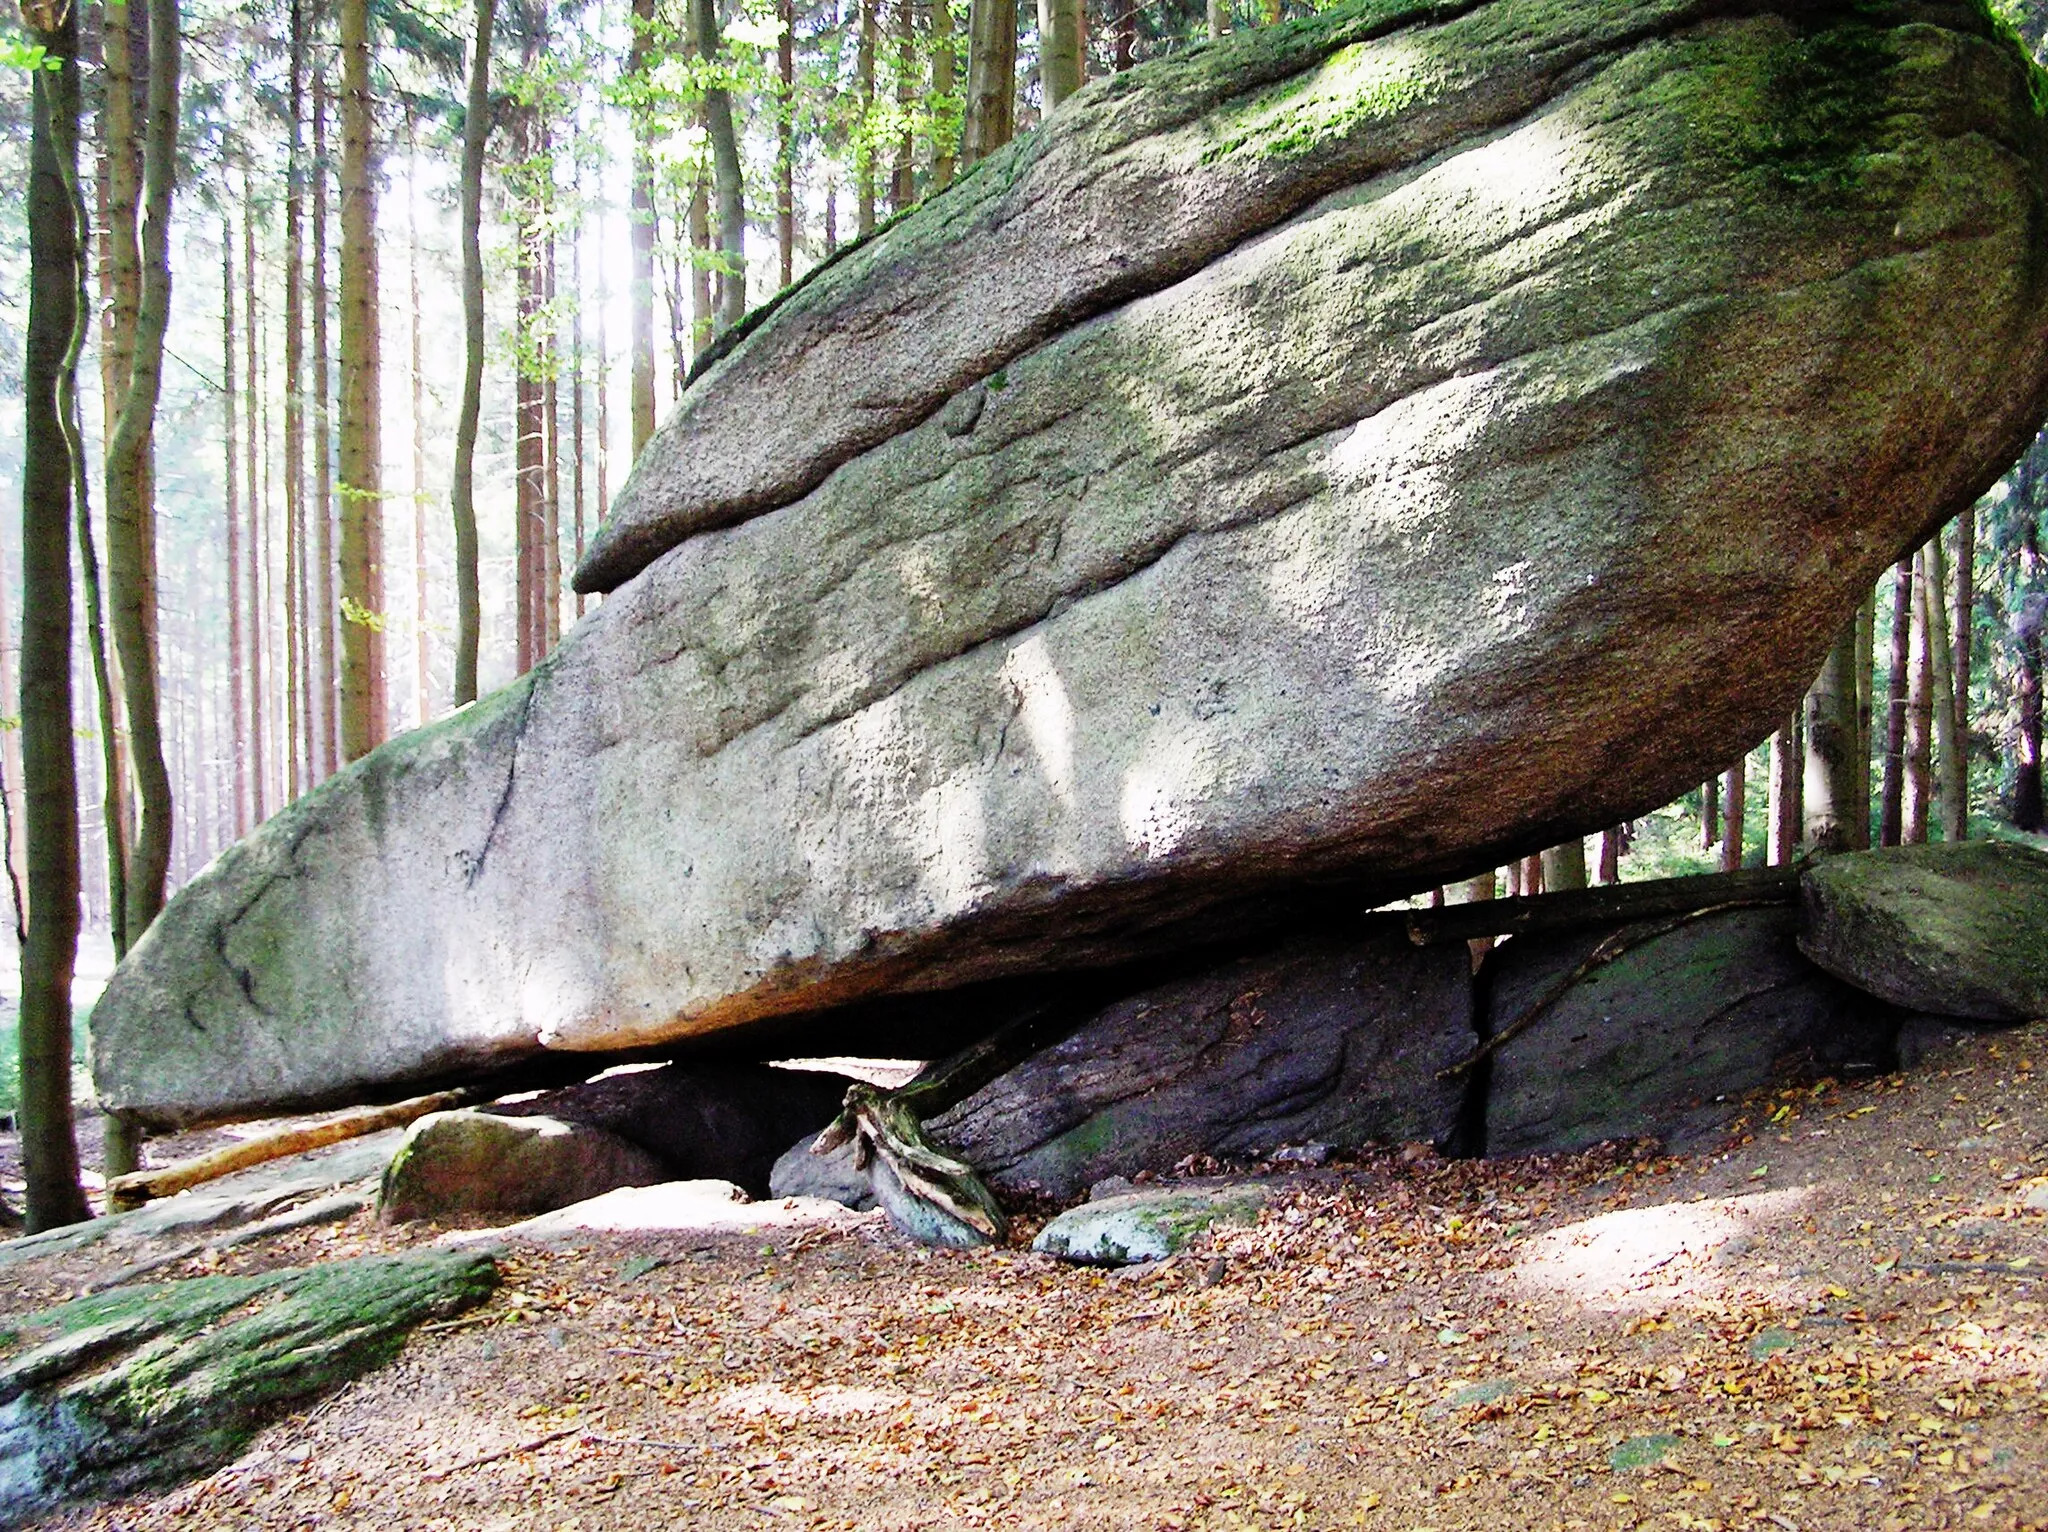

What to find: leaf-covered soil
left=5, top=1023, right=2046, bottom=1532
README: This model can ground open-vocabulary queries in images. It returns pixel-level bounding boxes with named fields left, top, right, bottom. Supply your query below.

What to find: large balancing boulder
left=95, top=0, right=2048, bottom=1128
left=1799, top=841, right=2048, bottom=1021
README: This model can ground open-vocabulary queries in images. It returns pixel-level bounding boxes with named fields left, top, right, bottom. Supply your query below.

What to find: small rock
left=1087, top=1176, right=1135, bottom=1202
left=1202, top=1257, right=1229, bottom=1290
left=1268, top=1142, right=1330, bottom=1167
left=378, top=1111, right=669, bottom=1224
left=768, top=1132, right=876, bottom=1211
left=1032, top=1184, right=1269, bottom=1267
left=2022, top=1183, right=2048, bottom=1213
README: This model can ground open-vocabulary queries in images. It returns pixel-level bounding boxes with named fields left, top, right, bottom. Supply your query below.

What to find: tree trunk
left=689, top=0, right=746, bottom=333
left=19, top=0, right=91, bottom=1232
left=1038, top=0, right=1082, bottom=112
left=891, top=0, right=915, bottom=214
left=1720, top=758, right=1744, bottom=872
left=688, top=173, right=712, bottom=358
left=570, top=165, right=587, bottom=625
left=1114, top=0, right=1134, bottom=70
left=1539, top=838, right=1587, bottom=892
left=2016, top=488, right=2044, bottom=831
left=311, top=70, right=338, bottom=779
left=1903, top=544, right=1933, bottom=844
left=1767, top=712, right=1800, bottom=864
left=1852, top=594, right=1874, bottom=849
left=243, top=164, right=267, bottom=823
left=452, top=0, right=493, bottom=707
left=408, top=113, right=430, bottom=723
left=1699, top=776, right=1717, bottom=850
left=544, top=229, right=562, bottom=654
left=1926, top=532, right=1964, bottom=842
left=338, top=0, right=384, bottom=762
left=514, top=108, right=546, bottom=677
left=1949, top=510, right=1974, bottom=840
left=591, top=188, right=608, bottom=620
left=284, top=0, right=307, bottom=799
left=629, top=0, right=657, bottom=456
left=1880, top=556, right=1912, bottom=845
left=1596, top=826, right=1623, bottom=884
left=777, top=0, right=797, bottom=282
left=858, top=0, right=877, bottom=235
left=1802, top=616, right=1858, bottom=852
left=1207, top=0, right=1227, bottom=39
left=104, top=0, right=181, bottom=946
left=0, top=522, right=29, bottom=940
left=960, top=0, right=1016, bottom=168
left=932, top=0, right=957, bottom=187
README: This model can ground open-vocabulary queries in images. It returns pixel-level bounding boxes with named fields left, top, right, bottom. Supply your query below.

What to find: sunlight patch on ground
left=715, top=1382, right=907, bottom=1421
left=1512, top=1184, right=1818, bottom=1311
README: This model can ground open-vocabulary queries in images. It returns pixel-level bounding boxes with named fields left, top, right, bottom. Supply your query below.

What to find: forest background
left=1, top=0, right=2046, bottom=1211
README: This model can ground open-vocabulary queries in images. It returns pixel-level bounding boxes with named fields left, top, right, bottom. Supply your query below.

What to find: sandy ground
left=1, top=1023, right=2043, bottom=1532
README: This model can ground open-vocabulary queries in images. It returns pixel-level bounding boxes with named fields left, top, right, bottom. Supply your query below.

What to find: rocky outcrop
left=1799, top=841, right=2048, bottom=1022
left=1483, top=907, right=1897, bottom=1157
left=0, top=1251, right=497, bottom=1526
left=93, top=0, right=2048, bottom=1129
left=1032, top=1183, right=1270, bottom=1266
left=925, top=929, right=1473, bottom=1201
left=376, top=1111, right=670, bottom=1223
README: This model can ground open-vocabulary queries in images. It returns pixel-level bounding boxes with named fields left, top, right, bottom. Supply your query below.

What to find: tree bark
left=2017, top=483, right=2045, bottom=831
left=891, top=0, right=914, bottom=214
left=628, top=0, right=657, bottom=456
left=1881, top=556, right=1913, bottom=845
left=1926, top=533, right=1964, bottom=842
left=1949, top=510, right=1974, bottom=840
left=338, top=0, right=384, bottom=762
left=104, top=0, right=181, bottom=946
left=408, top=112, right=430, bottom=722
left=311, top=70, right=338, bottom=778
left=777, top=0, right=797, bottom=282
left=243, top=163, right=267, bottom=822
left=689, top=0, right=746, bottom=333
left=570, top=163, right=587, bottom=625
left=1852, top=593, right=1874, bottom=848
left=514, top=104, right=546, bottom=677
left=1767, top=712, right=1800, bottom=864
left=1539, top=838, right=1587, bottom=892
left=1903, top=544, right=1934, bottom=844
left=1207, top=0, right=1227, bottom=39
left=19, top=0, right=91, bottom=1231
left=452, top=0, right=493, bottom=706
left=857, top=0, right=877, bottom=234
left=1037, top=0, right=1082, bottom=112
left=1699, top=776, right=1717, bottom=851
left=1720, top=757, right=1745, bottom=872
left=1802, top=615, right=1858, bottom=852
left=284, top=0, right=307, bottom=798
left=960, top=0, right=1016, bottom=168
left=544, top=228, right=562, bottom=654
left=1596, top=826, right=1623, bottom=884
left=931, top=0, right=957, bottom=187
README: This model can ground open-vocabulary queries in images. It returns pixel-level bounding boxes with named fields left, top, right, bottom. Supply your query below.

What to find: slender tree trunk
left=0, top=534, right=28, bottom=939
left=777, top=0, right=796, bottom=284
left=1540, top=838, right=1587, bottom=892
left=591, top=192, right=608, bottom=619
left=932, top=0, right=957, bottom=187
left=104, top=0, right=181, bottom=945
left=1948, top=509, right=1974, bottom=840
left=1720, top=758, right=1745, bottom=873
left=1699, top=777, right=1717, bottom=850
left=452, top=0, right=493, bottom=706
left=570, top=166, right=587, bottom=624
left=688, top=173, right=712, bottom=358
left=1925, top=536, right=1963, bottom=842
left=1802, top=617, right=1858, bottom=852
left=19, top=0, right=91, bottom=1231
left=408, top=113, right=429, bottom=724
left=243, top=165, right=266, bottom=823
left=891, top=0, right=915, bottom=214
left=1038, top=0, right=1082, bottom=111
left=960, top=0, right=1016, bottom=168
left=1767, top=713, right=1800, bottom=864
left=681, top=0, right=745, bottom=333
left=284, top=0, right=307, bottom=800
left=1518, top=853, right=1543, bottom=898
left=1114, top=0, right=1134, bottom=69
left=858, top=0, right=877, bottom=234
left=514, top=106, right=544, bottom=677
left=1207, top=0, right=1227, bottom=39
left=628, top=0, right=658, bottom=456
left=544, top=229, right=562, bottom=654
left=1880, top=557, right=1912, bottom=845
left=824, top=175, right=837, bottom=254
left=1853, top=593, right=1874, bottom=849
left=312, top=70, right=338, bottom=777
left=1596, top=827, right=1623, bottom=884
left=338, top=0, right=384, bottom=761
left=1903, top=545, right=1934, bottom=845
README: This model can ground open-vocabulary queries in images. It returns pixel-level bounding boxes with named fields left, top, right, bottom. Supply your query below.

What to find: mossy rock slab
left=0, top=1248, right=497, bottom=1525
left=1032, top=1183, right=1271, bottom=1266
left=378, top=1110, right=669, bottom=1224
left=1799, top=842, right=2048, bottom=1022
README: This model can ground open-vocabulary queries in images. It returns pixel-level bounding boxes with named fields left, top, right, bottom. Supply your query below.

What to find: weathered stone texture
left=376, top=1111, right=670, bottom=1224
left=93, top=0, right=2048, bottom=1128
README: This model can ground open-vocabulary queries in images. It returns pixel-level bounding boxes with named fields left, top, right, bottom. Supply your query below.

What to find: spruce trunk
left=338, top=0, right=384, bottom=762
left=452, top=0, right=494, bottom=706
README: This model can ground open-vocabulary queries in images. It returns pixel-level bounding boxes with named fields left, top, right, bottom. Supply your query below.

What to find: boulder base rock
left=927, top=928, right=1474, bottom=1201
left=1799, top=842, right=2048, bottom=1022
left=769, top=1135, right=878, bottom=1211
left=93, top=0, right=2048, bottom=1129
left=1032, top=1183, right=1270, bottom=1266
left=377, top=1111, right=669, bottom=1223
left=0, top=1251, right=496, bottom=1525
left=1485, top=907, right=1895, bottom=1158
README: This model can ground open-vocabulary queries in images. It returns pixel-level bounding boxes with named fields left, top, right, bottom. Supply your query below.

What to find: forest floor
left=1, top=1022, right=2043, bottom=1532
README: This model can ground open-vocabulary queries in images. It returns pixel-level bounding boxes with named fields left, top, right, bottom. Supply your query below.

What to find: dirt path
left=10, top=1023, right=2047, bottom=1532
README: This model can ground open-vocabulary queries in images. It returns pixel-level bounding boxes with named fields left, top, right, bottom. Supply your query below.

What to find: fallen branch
left=1404, top=865, right=1799, bottom=947
left=420, top=1424, right=582, bottom=1482
left=106, top=1089, right=473, bottom=1211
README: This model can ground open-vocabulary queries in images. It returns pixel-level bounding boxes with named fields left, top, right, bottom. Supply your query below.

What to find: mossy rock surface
left=1799, top=842, right=2048, bottom=1022
left=0, top=1249, right=497, bottom=1526
left=1031, top=1183, right=1271, bottom=1266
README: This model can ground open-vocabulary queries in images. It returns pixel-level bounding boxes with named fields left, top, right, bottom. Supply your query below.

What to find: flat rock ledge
left=0, top=1249, right=498, bottom=1526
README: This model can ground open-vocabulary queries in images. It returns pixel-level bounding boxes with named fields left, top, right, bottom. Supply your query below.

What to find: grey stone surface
left=1485, top=907, right=1896, bottom=1158
left=768, top=1133, right=877, bottom=1211
left=1799, top=842, right=2048, bottom=1022
left=1032, top=1183, right=1271, bottom=1266
left=93, top=0, right=2048, bottom=1129
left=927, top=929, right=1473, bottom=1201
left=377, top=1111, right=669, bottom=1224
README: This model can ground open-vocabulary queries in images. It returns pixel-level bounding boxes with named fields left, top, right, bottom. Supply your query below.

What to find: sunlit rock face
left=97, top=0, right=2048, bottom=1127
